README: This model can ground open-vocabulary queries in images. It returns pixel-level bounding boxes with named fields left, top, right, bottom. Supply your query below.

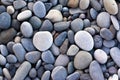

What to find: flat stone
left=0, top=54, right=6, bottom=65
left=79, top=0, right=90, bottom=10
left=84, top=27, right=96, bottom=35
left=41, top=71, right=50, bottom=80
left=13, top=0, right=26, bottom=10
left=90, top=8, right=98, bottom=19
left=111, top=15, right=119, bottom=30
left=74, top=31, right=94, bottom=51
left=67, top=62, right=74, bottom=74
left=44, top=3, right=52, bottom=12
left=67, top=45, right=79, bottom=56
left=44, top=64, right=54, bottom=71
left=103, top=40, right=115, bottom=48
left=3, top=68, right=11, bottom=80
left=50, top=0, right=58, bottom=6
left=80, top=74, right=92, bottom=80
left=0, top=5, right=6, bottom=14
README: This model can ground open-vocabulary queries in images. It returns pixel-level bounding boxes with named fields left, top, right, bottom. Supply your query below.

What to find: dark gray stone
left=59, top=0, right=68, bottom=6
left=68, top=30, right=74, bottom=44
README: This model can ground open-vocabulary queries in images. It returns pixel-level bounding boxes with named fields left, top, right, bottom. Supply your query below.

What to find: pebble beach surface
left=0, top=0, right=120, bottom=80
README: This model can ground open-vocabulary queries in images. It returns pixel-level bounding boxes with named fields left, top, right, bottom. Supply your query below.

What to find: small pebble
left=67, top=0, right=79, bottom=8
left=7, top=6, right=14, bottom=14
left=44, top=64, right=54, bottom=71
left=50, top=44, right=60, bottom=56
left=90, top=0, right=101, bottom=11
left=66, top=72, right=80, bottom=80
left=29, top=68, right=37, bottom=78
left=108, top=66, right=117, bottom=75
left=67, top=45, right=79, bottom=56
left=79, top=0, right=90, bottom=10
left=3, top=68, right=11, bottom=80
left=60, top=39, right=68, bottom=54
left=41, top=71, right=50, bottom=80
left=80, top=73, right=92, bottom=80
left=94, top=35, right=103, bottom=48
left=68, top=30, right=75, bottom=44
left=103, top=40, right=115, bottom=48
left=90, top=8, right=98, bottom=19
left=67, top=62, right=74, bottom=74
left=0, top=54, right=6, bottom=65
left=7, top=54, right=17, bottom=63
left=0, top=45, right=8, bottom=56
left=111, top=15, right=119, bottom=30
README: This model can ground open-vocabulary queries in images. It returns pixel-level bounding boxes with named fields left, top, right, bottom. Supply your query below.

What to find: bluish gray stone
left=1, top=0, right=12, bottom=5
left=84, top=27, right=96, bottom=35
left=44, top=3, right=52, bottom=12
left=66, top=72, right=80, bottom=80
left=0, top=45, right=8, bottom=56
left=0, top=5, right=6, bottom=14
left=33, top=1, right=46, bottom=18
left=12, top=19, right=20, bottom=31
left=37, top=67, right=45, bottom=78
left=28, top=2, right=34, bottom=11
left=80, top=74, right=92, bottom=80
left=68, top=30, right=74, bottom=44
left=29, top=68, right=37, bottom=78
left=35, top=60, right=41, bottom=70
left=67, top=62, right=74, bottom=74
left=0, top=54, right=6, bottom=65
left=103, top=40, right=115, bottom=48
left=94, top=35, right=103, bottom=48
left=90, top=8, right=98, bottom=19
left=7, top=41, right=15, bottom=53
left=41, top=71, right=50, bottom=80
left=83, top=19, right=91, bottom=28
left=7, top=54, right=17, bottom=63
left=50, top=44, right=60, bottom=56
left=59, top=0, right=68, bottom=6
left=13, top=0, right=26, bottom=9
left=90, top=0, right=101, bottom=11
left=50, top=0, right=58, bottom=6
left=44, top=64, right=54, bottom=71
left=0, top=12, right=11, bottom=29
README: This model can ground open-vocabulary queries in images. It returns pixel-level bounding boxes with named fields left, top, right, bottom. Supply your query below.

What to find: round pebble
left=67, top=45, right=79, bottom=56
left=7, top=6, right=14, bottom=14
left=111, top=15, right=119, bottom=30
left=79, top=0, right=90, bottom=10
left=29, top=68, right=37, bottom=78
left=13, top=0, right=26, bottom=10
left=6, top=54, right=17, bottom=63
left=0, top=45, right=8, bottom=56
left=67, top=0, right=79, bottom=8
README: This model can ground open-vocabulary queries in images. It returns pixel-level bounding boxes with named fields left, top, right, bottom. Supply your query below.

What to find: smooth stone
left=79, top=0, right=90, bottom=10
left=17, top=10, right=32, bottom=21
left=68, top=30, right=75, bottom=44
left=13, top=0, right=26, bottom=10
left=55, top=54, right=69, bottom=66
left=0, top=45, right=8, bottom=56
left=66, top=72, right=80, bottom=80
left=0, top=28, right=17, bottom=44
left=54, top=21, right=70, bottom=32
left=100, top=28, right=114, bottom=40
left=60, top=39, right=68, bottom=54
left=28, top=2, right=34, bottom=11
left=90, top=8, right=98, bottom=19
left=103, top=40, right=115, bottom=48
left=20, top=22, right=33, bottom=38
left=25, top=51, right=41, bottom=64
left=89, top=60, right=104, bottom=80
left=51, top=66, right=67, bottom=80
left=3, top=68, right=11, bottom=80
left=93, top=35, right=103, bottom=48
left=110, top=47, right=120, bottom=67
left=33, top=1, right=46, bottom=18
left=111, top=15, right=119, bottom=30
left=102, top=46, right=110, bottom=55
left=40, top=20, right=53, bottom=32
left=41, top=71, right=50, bottom=80
left=67, top=0, right=79, bottom=8
left=50, top=0, right=58, bottom=6
left=71, top=18, right=83, bottom=32
left=29, top=16, right=41, bottom=29
left=67, top=62, right=74, bottom=74
left=103, top=0, right=118, bottom=15
left=94, top=49, right=108, bottom=64
left=50, top=44, right=60, bottom=56
left=12, top=19, right=20, bottom=31
left=21, top=38, right=36, bottom=52
left=1, top=0, right=12, bottom=5
left=0, top=5, right=6, bottom=14
left=108, top=66, right=117, bottom=75
left=13, top=43, right=26, bottom=63
left=35, top=60, right=41, bottom=70
left=0, top=12, right=11, bottom=29
left=0, top=54, right=6, bottom=65
left=74, top=51, right=92, bottom=69
left=33, top=31, right=53, bottom=51
left=118, top=69, right=120, bottom=78
left=83, top=19, right=91, bottom=28
left=7, top=42, right=15, bottom=53
left=29, top=68, right=37, bottom=78
left=13, top=61, right=31, bottom=80
left=108, top=74, right=118, bottom=80
left=45, top=9, right=63, bottom=22
left=67, top=45, right=79, bottom=56
left=69, top=8, right=86, bottom=15
left=54, top=31, right=67, bottom=46
left=41, top=50, right=55, bottom=64
left=117, top=4, right=120, bottom=20
left=7, top=6, right=14, bottom=14
left=117, top=30, right=120, bottom=42
left=90, top=0, right=101, bottom=11
left=44, top=64, right=54, bottom=71
left=80, top=74, right=92, bottom=80
left=52, top=4, right=63, bottom=11
left=37, top=66, right=45, bottom=78
left=6, top=54, right=17, bottom=63
left=44, top=3, right=52, bottom=12
left=84, top=27, right=96, bottom=35
left=97, top=12, right=110, bottom=28
left=74, top=31, right=94, bottom=51
left=59, top=0, right=68, bottom=6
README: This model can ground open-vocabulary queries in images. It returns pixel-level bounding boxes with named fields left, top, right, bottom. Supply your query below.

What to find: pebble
left=59, top=0, right=68, bottom=6
left=29, top=68, right=37, bottom=78
left=97, top=12, right=110, bottom=28
left=45, top=9, right=63, bottom=22
left=90, top=0, right=101, bottom=11
left=67, top=45, right=79, bottom=56
left=20, top=22, right=33, bottom=38
left=33, top=1, right=46, bottom=18
left=41, top=50, right=55, bottom=64
left=44, top=64, right=54, bottom=71
left=13, top=61, right=31, bottom=80
left=29, top=16, right=41, bottom=29
left=6, top=54, right=17, bottom=63
left=103, top=0, right=118, bottom=15
left=100, top=28, right=114, bottom=40
left=33, top=31, right=53, bottom=51
left=13, top=43, right=26, bottom=63
left=13, top=0, right=26, bottom=10
left=0, top=45, right=8, bottom=56
left=41, top=71, right=50, bottom=80
left=54, top=31, right=67, bottom=46
left=74, top=31, right=94, bottom=51
left=17, top=10, right=32, bottom=21
left=79, top=0, right=90, bottom=10
left=50, top=0, right=58, bottom=6
left=117, top=4, right=120, bottom=20
left=108, top=66, right=117, bottom=75
left=68, top=30, right=75, bottom=44
left=7, top=41, right=15, bottom=53
left=74, top=51, right=92, bottom=69
left=0, top=12, right=11, bottom=29
left=60, top=39, right=68, bottom=54
left=3, top=68, right=11, bottom=80
left=71, top=18, right=83, bottom=32
left=55, top=54, right=69, bottom=66
left=67, top=62, right=74, bottom=74
left=89, top=60, right=104, bottom=80
left=44, top=3, right=52, bottom=12
left=94, top=49, right=108, bottom=64
left=110, top=47, right=120, bottom=67
left=118, top=69, right=120, bottom=78
left=40, top=20, right=53, bottom=32
left=111, top=15, right=119, bottom=30
left=108, top=74, right=118, bottom=80
left=25, top=51, right=41, bottom=64
left=12, top=19, right=20, bottom=31
left=80, top=74, right=92, bottom=80
left=37, top=66, right=45, bottom=78
left=84, top=27, right=96, bottom=35
left=35, top=60, right=41, bottom=70
left=90, top=8, right=98, bottom=19
left=54, top=21, right=70, bottom=32
left=66, top=72, right=80, bottom=80
left=28, top=2, right=34, bottom=11
left=7, top=6, right=14, bottom=14
left=103, top=40, right=115, bottom=48
left=67, top=0, right=79, bottom=8
left=50, top=44, right=60, bottom=56
left=117, top=30, right=120, bottom=43
left=0, top=5, right=6, bottom=14
left=0, top=54, right=6, bottom=65
left=83, top=19, right=91, bottom=28
left=51, top=66, right=67, bottom=80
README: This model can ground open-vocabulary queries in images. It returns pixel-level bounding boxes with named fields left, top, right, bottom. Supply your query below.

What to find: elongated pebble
left=3, top=68, right=11, bottom=80
left=111, top=15, right=119, bottom=30
left=41, top=71, right=50, bottom=80
left=79, top=0, right=90, bottom=10
left=0, top=54, right=6, bottom=65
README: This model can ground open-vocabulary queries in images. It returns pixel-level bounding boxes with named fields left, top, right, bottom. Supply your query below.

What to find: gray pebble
left=59, top=0, right=68, bottom=6
left=67, top=62, right=75, bottom=74
left=7, top=54, right=17, bottom=63
left=33, top=1, right=46, bottom=18
left=103, top=40, right=115, bottom=48
left=84, top=27, right=96, bottom=35
left=102, top=46, right=110, bottom=55
left=3, top=68, right=11, bottom=80
left=66, top=72, right=80, bottom=80
left=1, top=0, right=12, bottom=5
left=7, top=41, right=15, bottom=53
left=25, top=51, right=41, bottom=64
left=71, top=18, right=83, bottom=32
left=50, top=0, right=58, bottom=6
left=108, top=66, right=117, bottom=75
left=111, top=15, right=119, bottom=30
left=41, top=71, right=50, bottom=80
left=44, top=3, right=52, bottom=12
left=52, top=4, right=63, bottom=11
left=29, top=68, right=37, bottom=78
left=0, top=5, right=6, bottom=14
left=44, top=64, right=54, bottom=71
left=13, top=43, right=26, bottom=62
left=0, top=45, right=8, bottom=56
left=28, top=2, right=34, bottom=11
left=68, top=30, right=75, bottom=44
left=51, top=66, right=67, bottom=80
left=12, top=19, right=20, bottom=31
left=0, top=54, right=6, bottom=65
left=42, top=50, right=55, bottom=64
left=90, top=0, right=101, bottom=11
left=80, top=74, right=92, bottom=80
left=37, top=66, right=45, bottom=78
left=90, top=8, right=98, bottom=19
left=13, top=61, right=31, bottom=80
left=13, top=0, right=26, bottom=9
left=117, top=30, right=120, bottom=42
left=83, top=19, right=91, bottom=28
left=35, top=60, right=41, bottom=70
left=50, top=44, right=60, bottom=56
left=93, top=35, right=103, bottom=48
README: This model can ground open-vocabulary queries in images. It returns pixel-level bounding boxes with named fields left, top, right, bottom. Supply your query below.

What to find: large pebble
left=94, top=49, right=108, bottom=64
left=55, top=54, right=69, bottom=66
left=0, top=54, right=6, bottom=65
left=17, top=10, right=32, bottom=21
left=110, top=47, right=120, bottom=67
left=111, top=15, right=119, bottom=30
left=97, top=12, right=110, bottom=28
left=25, top=51, right=41, bottom=64
left=89, top=60, right=104, bottom=80
left=33, top=31, right=53, bottom=51
left=79, top=0, right=90, bottom=10
left=0, top=12, right=11, bottom=29
left=103, top=0, right=118, bottom=15
left=13, top=0, right=26, bottom=10
left=74, top=31, right=94, bottom=51
left=45, top=9, right=63, bottom=22
left=74, top=51, right=92, bottom=69
left=41, top=71, right=50, bottom=80
left=20, top=22, right=33, bottom=38
left=33, top=1, right=46, bottom=18
left=67, top=0, right=79, bottom=8
left=67, top=45, right=79, bottom=56
left=13, top=61, right=31, bottom=80
left=51, top=66, right=67, bottom=80
left=90, top=0, right=101, bottom=11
